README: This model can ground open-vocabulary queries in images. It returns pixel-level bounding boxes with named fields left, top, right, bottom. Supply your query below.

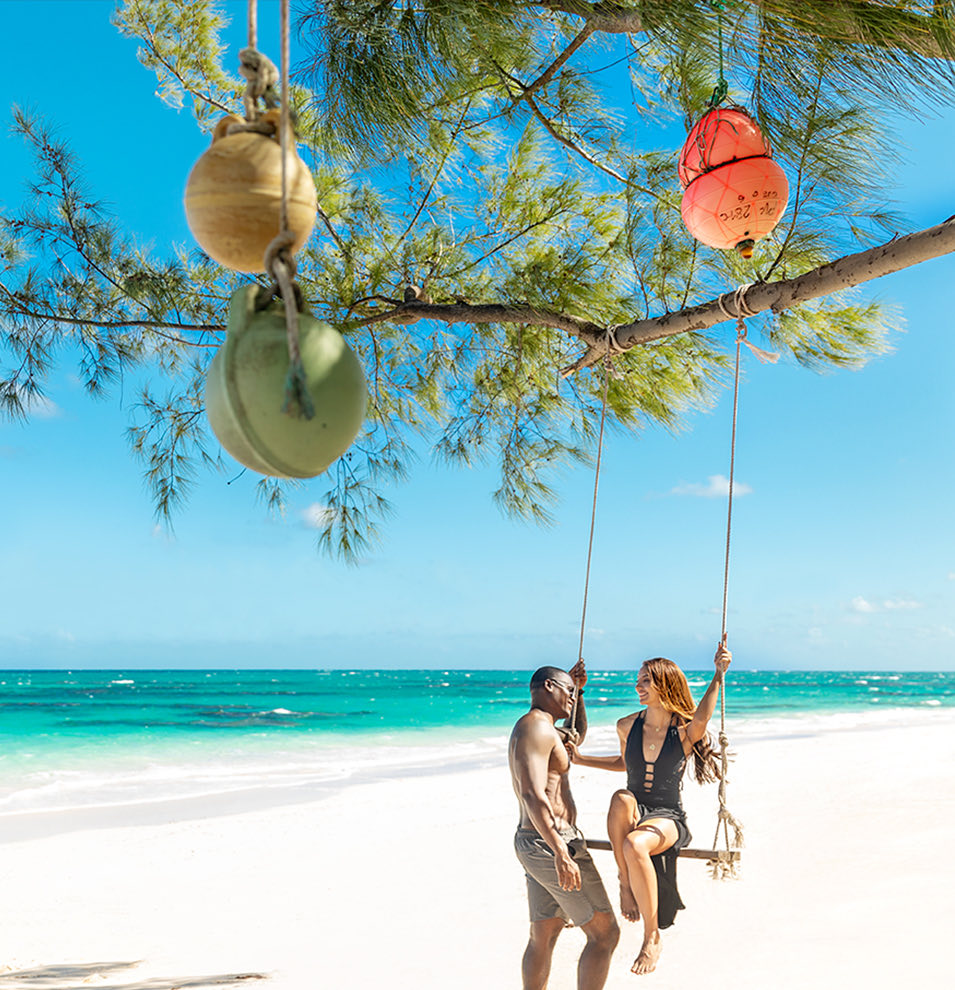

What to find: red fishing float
left=678, top=107, right=788, bottom=258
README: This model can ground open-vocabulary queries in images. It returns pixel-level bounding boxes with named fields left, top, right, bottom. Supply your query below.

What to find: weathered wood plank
left=585, top=838, right=740, bottom=861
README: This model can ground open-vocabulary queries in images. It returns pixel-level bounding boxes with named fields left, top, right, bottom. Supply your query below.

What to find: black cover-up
left=624, top=711, right=692, bottom=928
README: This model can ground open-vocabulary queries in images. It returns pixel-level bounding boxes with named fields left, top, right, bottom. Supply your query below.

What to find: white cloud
left=883, top=599, right=923, bottom=610
left=24, top=394, right=60, bottom=419
left=850, top=596, right=924, bottom=614
left=669, top=474, right=752, bottom=498
left=302, top=503, right=336, bottom=528
left=948, top=572, right=955, bottom=581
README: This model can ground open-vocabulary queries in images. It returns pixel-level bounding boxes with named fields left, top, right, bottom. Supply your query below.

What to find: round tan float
left=184, top=112, right=317, bottom=273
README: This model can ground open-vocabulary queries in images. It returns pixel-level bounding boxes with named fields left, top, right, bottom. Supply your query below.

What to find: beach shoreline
left=1, top=708, right=952, bottom=988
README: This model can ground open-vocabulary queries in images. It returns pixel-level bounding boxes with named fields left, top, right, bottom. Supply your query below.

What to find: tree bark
left=348, top=217, right=955, bottom=375
left=535, top=1, right=955, bottom=59
left=561, top=216, right=955, bottom=374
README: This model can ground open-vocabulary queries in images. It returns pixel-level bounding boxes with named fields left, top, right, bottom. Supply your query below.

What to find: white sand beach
left=1, top=709, right=952, bottom=990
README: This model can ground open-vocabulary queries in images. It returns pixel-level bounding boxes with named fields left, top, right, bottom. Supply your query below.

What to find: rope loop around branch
left=717, top=282, right=757, bottom=322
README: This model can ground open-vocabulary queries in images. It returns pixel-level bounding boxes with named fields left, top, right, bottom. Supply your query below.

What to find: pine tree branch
left=126, top=6, right=236, bottom=116
left=534, top=1, right=955, bottom=58
left=349, top=299, right=604, bottom=339
left=534, top=2, right=645, bottom=34
left=526, top=94, right=629, bottom=183
left=388, top=100, right=471, bottom=256
left=0, top=292, right=221, bottom=347
left=491, top=59, right=629, bottom=183
left=741, top=0, right=955, bottom=61
left=510, top=23, right=597, bottom=107
left=562, top=216, right=955, bottom=373
left=338, top=217, right=955, bottom=372
left=316, top=203, right=349, bottom=257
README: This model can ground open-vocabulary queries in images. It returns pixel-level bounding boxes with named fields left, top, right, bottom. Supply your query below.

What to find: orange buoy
left=680, top=155, right=788, bottom=258
left=184, top=112, right=317, bottom=273
left=678, top=107, right=771, bottom=188
left=678, top=107, right=788, bottom=256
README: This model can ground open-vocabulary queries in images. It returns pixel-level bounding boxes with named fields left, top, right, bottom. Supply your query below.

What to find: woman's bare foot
left=618, top=879, right=640, bottom=922
left=631, top=930, right=662, bottom=975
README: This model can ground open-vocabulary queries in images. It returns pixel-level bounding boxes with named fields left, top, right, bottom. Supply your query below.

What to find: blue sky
left=1, top=1, right=953, bottom=671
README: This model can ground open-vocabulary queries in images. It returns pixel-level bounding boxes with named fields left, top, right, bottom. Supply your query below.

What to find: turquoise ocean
left=1, top=669, right=952, bottom=817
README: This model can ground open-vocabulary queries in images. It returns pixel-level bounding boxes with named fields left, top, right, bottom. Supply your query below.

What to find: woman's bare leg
left=621, top=818, right=678, bottom=976
left=606, top=790, right=641, bottom=922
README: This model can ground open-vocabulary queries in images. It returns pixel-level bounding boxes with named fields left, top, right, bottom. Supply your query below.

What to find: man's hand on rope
left=557, top=726, right=580, bottom=749
left=563, top=736, right=582, bottom=764
left=568, top=658, right=588, bottom=691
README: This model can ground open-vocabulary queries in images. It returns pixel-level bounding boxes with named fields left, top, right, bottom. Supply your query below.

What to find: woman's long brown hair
left=643, top=657, right=721, bottom=784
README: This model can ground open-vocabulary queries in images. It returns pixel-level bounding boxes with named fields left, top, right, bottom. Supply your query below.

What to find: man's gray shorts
left=514, top=826, right=613, bottom=926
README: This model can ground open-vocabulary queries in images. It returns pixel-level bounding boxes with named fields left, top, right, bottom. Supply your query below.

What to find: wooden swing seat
left=585, top=838, right=740, bottom=863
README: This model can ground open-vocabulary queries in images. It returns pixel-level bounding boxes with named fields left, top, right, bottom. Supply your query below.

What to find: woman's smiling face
left=635, top=665, right=660, bottom=706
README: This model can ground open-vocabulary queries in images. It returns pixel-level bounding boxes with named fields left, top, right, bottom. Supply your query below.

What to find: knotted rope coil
left=238, top=0, right=313, bottom=420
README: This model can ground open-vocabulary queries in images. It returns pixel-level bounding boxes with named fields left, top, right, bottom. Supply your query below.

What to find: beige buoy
left=184, top=112, right=317, bottom=273
left=205, top=285, right=367, bottom=479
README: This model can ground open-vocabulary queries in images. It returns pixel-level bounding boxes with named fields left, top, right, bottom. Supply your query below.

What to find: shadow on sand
left=0, top=961, right=268, bottom=989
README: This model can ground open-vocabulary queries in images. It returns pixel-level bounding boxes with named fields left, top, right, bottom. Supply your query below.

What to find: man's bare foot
left=631, top=931, right=662, bottom=975
left=618, top=880, right=640, bottom=922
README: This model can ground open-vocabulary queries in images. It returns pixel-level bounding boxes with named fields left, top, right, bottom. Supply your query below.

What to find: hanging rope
left=568, top=333, right=617, bottom=740
left=234, top=0, right=313, bottom=420
left=706, top=284, right=759, bottom=879
left=235, top=1, right=279, bottom=128
left=708, top=1, right=729, bottom=107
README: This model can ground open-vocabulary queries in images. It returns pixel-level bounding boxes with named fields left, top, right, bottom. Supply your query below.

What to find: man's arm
left=513, top=720, right=581, bottom=891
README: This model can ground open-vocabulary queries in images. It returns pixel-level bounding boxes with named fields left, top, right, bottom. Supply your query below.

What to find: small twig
left=510, top=23, right=596, bottom=108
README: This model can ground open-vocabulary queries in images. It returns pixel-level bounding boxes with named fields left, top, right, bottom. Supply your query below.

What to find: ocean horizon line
left=3, top=665, right=954, bottom=674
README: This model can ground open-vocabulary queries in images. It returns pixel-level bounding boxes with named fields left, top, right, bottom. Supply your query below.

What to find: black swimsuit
left=624, top=711, right=692, bottom=928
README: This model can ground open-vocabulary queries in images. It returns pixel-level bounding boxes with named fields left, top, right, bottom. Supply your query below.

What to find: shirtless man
left=509, top=662, right=620, bottom=990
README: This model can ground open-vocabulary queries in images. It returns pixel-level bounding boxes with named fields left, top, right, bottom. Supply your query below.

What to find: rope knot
left=604, top=326, right=625, bottom=355
left=718, top=731, right=729, bottom=748
left=716, top=283, right=780, bottom=363
left=239, top=47, right=280, bottom=119
left=717, top=283, right=757, bottom=323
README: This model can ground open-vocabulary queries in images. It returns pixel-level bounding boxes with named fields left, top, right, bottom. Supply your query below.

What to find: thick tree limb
left=349, top=300, right=605, bottom=338
left=535, top=1, right=955, bottom=59
left=562, top=216, right=955, bottom=374
left=342, top=217, right=955, bottom=375
left=536, top=1, right=645, bottom=33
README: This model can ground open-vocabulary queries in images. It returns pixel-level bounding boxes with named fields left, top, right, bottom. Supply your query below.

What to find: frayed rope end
left=282, top=359, right=315, bottom=420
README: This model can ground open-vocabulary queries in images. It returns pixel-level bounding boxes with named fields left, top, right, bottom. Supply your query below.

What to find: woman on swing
left=567, top=640, right=731, bottom=975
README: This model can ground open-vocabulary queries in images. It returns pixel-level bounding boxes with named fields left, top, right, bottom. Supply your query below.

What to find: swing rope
left=708, top=284, right=764, bottom=879
left=569, top=307, right=762, bottom=873
left=568, top=334, right=617, bottom=738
